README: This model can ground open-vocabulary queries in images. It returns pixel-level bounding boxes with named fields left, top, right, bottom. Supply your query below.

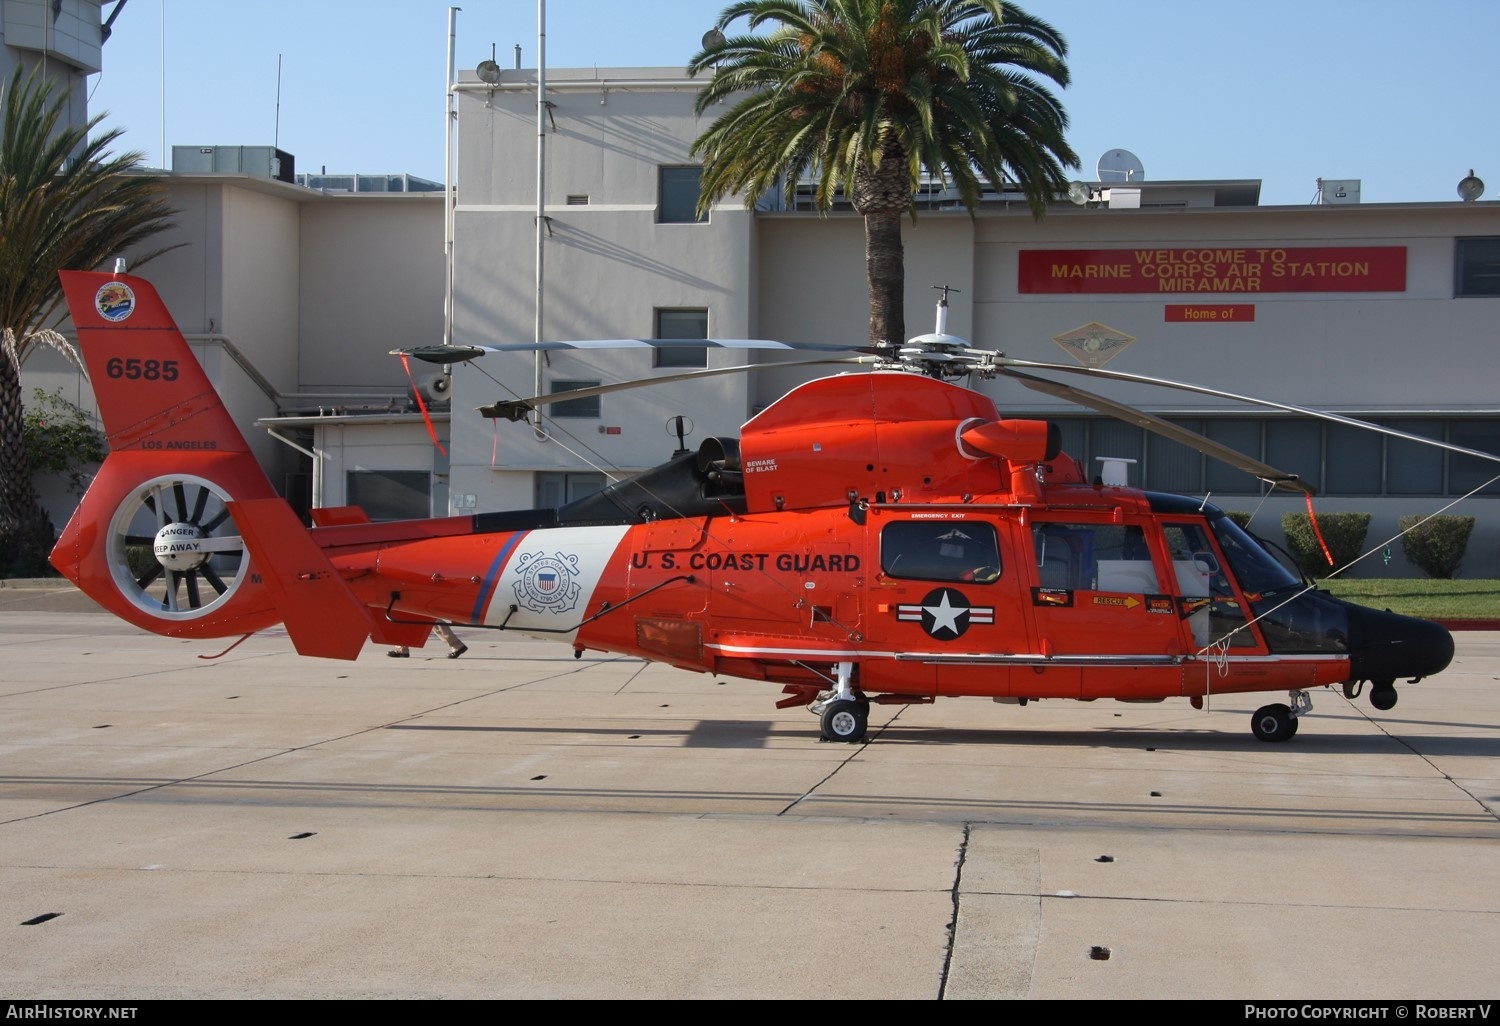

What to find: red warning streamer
left=1304, top=492, right=1335, bottom=567
left=399, top=353, right=448, bottom=457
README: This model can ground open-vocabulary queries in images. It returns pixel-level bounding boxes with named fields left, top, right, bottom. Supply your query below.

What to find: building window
left=1448, top=420, right=1500, bottom=496
left=535, top=471, right=607, bottom=508
left=346, top=470, right=431, bottom=521
left=1264, top=420, right=1321, bottom=492
left=1049, top=415, right=1500, bottom=498
left=1145, top=420, right=1202, bottom=494
left=1204, top=420, right=1263, bottom=494
left=658, top=166, right=706, bottom=224
left=549, top=379, right=601, bottom=418
left=1384, top=420, right=1445, bottom=495
left=654, top=308, right=709, bottom=368
left=1456, top=238, right=1500, bottom=296
left=1323, top=423, right=1382, bottom=495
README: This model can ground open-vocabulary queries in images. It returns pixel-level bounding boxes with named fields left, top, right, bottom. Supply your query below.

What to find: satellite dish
left=1066, top=181, right=1091, bottom=206
left=1458, top=169, right=1485, bottom=202
left=702, top=28, right=727, bottom=49
left=476, top=59, right=502, bottom=84
left=1097, top=148, right=1145, bottom=182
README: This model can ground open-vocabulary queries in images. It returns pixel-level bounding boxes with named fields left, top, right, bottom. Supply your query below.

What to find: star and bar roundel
left=895, top=588, right=995, bottom=640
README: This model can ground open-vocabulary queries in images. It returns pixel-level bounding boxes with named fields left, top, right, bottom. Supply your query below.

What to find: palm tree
left=0, top=68, right=176, bottom=574
left=689, top=0, right=1078, bottom=347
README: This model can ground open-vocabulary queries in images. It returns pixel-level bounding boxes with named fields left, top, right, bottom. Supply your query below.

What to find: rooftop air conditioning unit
left=1319, top=179, right=1361, bottom=205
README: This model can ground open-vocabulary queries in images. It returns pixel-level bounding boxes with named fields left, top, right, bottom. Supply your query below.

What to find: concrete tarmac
left=1, top=601, right=1497, bottom=1000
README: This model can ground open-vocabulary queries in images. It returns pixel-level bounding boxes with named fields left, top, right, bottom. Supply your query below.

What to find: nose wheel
left=1250, top=703, right=1298, bottom=742
left=1250, top=689, right=1312, bottom=743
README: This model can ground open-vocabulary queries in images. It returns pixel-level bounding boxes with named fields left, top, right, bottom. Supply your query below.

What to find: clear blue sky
left=88, top=0, right=1500, bottom=206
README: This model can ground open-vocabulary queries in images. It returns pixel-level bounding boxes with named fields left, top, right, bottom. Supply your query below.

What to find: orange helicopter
left=50, top=270, right=1461, bottom=744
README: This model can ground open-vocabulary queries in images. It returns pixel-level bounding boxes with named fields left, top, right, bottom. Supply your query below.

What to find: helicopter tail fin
left=225, top=497, right=387, bottom=659
left=49, top=270, right=379, bottom=654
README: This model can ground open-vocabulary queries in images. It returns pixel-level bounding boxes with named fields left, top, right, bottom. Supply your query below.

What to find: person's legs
left=435, top=623, right=467, bottom=659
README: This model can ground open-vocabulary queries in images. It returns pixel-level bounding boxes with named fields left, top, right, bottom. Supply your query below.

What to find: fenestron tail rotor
left=107, top=475, right=252, bottom=620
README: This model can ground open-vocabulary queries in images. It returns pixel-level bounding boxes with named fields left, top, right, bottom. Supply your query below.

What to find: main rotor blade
left=998, top=358, right=1500, bottom=467
left=397, top=338, right=870, bottom=364
left=479, top=356, right=877, bottom=421
left=1003, top=368, right=1315, bottom=495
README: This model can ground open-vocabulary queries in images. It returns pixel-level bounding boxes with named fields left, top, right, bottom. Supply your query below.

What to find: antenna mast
left=533, top=0, right=548, bottom=440
left=932, top=284, right=960, bottom=334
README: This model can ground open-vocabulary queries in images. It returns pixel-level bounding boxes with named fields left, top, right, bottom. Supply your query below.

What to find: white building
left=447, top=66, right=1500, bottom=576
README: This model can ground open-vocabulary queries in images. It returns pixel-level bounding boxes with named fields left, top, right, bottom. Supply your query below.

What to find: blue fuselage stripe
left=472, top=531, right=528, bottom=622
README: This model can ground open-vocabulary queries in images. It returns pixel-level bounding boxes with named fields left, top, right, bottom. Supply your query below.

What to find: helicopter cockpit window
left=1162, top=523, right=1231, bottom=598
left=1163, top=521, right=1257, bottom=649
left=1032, top=523, right=1159, bottom=593
left=881, top=521, right=1001, bottom=583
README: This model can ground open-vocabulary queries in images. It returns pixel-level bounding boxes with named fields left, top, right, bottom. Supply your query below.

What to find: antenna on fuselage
left=667, top=414, right=693, bottom=458
left=932, top=284, right=961, bottom=335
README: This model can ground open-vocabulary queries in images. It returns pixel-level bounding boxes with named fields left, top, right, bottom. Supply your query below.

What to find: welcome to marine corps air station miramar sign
left=1018, top=246, right=1407, bottom=294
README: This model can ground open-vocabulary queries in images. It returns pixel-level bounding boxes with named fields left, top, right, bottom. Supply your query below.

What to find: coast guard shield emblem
left=512, top=551, right=583, bottom=614
left=94, top=281, right=136, bottom=322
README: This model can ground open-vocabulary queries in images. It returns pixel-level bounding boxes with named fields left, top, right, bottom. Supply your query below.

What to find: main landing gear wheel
left=1250, top=703, right=1299, bottom=743
left=107, top=475, right=251, bottom=620
left=820, top=699, right=868, bottom=743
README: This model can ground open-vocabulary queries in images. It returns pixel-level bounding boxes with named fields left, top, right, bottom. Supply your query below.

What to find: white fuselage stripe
left=704, top=641, right=1349, bottom=664
left=480, top=524, right=630, bottom=640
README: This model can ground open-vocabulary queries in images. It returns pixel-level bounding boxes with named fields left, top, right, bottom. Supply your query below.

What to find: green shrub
left=1223, top=510, right=1254, bottom=530
left=24, top=388, right=106, bottom=496
left=1281, top=511, right=1371, bottom=578
left=1398, top=514, right=1475, bottom=579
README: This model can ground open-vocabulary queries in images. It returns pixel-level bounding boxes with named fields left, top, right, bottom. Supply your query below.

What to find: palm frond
left=689, top=0, right=1077, bottom=216
left=687, top=0, right=1078, bottom=345
left=0, top=66, right=179, bottom=574
left=0, top=68, right=179, bottom=356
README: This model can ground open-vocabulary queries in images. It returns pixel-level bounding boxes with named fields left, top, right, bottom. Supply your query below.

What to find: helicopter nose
left=1345, top=605, right=1455, bottom=683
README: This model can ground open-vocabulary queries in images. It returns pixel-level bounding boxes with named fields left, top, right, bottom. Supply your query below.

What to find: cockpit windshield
left=1209, top=515, right=1301, bottom=599
left=1209, top=513, right=1349, bottom=654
